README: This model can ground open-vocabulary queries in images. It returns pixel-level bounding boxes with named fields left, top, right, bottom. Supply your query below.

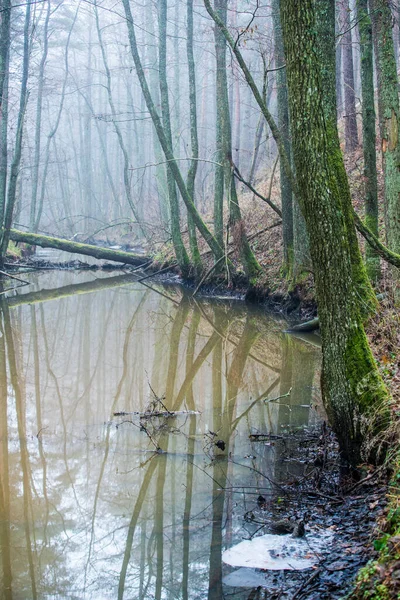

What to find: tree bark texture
left=371, top=0, right=400, bottom=257
left=0, top=0, right=31, bottom=264
left=272, top=0, right=294, bottom=275
left=158, top=0, right=190, bottom=274
left=340, top=0, right=359, bottom=152
left=213, top=0, right=226, bottom=250
left=314, top=0, right=375, bottom=312
left=357, top=0, right=380, bottom=280
left=281, top=0, right=389, bottom=463
left=186, top=0, right=202, bottom=271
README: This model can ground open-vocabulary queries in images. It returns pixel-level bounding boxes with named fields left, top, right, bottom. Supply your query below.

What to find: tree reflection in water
left=0, top=271, right=322, bottom=599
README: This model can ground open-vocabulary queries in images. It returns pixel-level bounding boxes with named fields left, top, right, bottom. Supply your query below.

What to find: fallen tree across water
left=9, top=229, right=151, bottom=267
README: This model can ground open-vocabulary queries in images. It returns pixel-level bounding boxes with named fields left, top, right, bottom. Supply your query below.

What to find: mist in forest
left=0, top=0, right=284, bottom=245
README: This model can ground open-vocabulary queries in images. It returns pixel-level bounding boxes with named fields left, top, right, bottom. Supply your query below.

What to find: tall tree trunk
left=158, top=0, right=190, bottom=274
left=186, top=0, right=202, bottom=271
left=75, top=84, right=120, bottom=214
left=83, top=23, right=93, bottom=231
left=0, top=70, right=8, bottom=236
left=357, top=0, right=380, bottom=281
left=213, top=0, right=225, bottom=249
left=30, top=0, right=50, bottom=231
left=215, top=0, right=261, bottom=280
left=122, top=0, right=224, bottom=262
left=370, top=0, right=400, bottom=260
left=145, top=3, right=169, bottom=226
left=33, top=5, right=79, bottom=233
left=315, top=0, right=374, bottom=310
left=0, top=0, right=11, bottom=233
left=336, top=1, right=344, bottom=116
left=94, top=2, right=146, bottom=239
left=272, top=0, right=294, bottom=276
left=340, top=0, right=359, bottom=152
left=280, top=0, right=388, bottom=464
left=173, top=0, right=181, bottom=152
left=0, top=0, right=31, bottom=263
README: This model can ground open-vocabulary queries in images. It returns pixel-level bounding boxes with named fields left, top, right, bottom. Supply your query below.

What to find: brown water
left=0, top=270, right=322, bottom=599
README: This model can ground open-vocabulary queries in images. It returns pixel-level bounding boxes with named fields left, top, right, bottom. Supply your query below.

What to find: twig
left=306, top=491, right=344, bottom=504
left=233, top=0, right=259, bottom=50
left=344, top=461, right=388, bottom=494
left=249, top=433, right=284, bottom=440
left=117, top=419, right=161, bottom=452
left=192, top=255, right=225, bottom=296
left=200, top=220, right=281, bottom=258
left=291, top=568, right=321, bottom=600
left=137, top=263, right=178, bottom=282
left=234, top=159, right=282, bottom=217
left=264, top=387, right=292, bottom=403
left=129, top=156, right=224, bottom=171
left=0, top=269, right=30, bottom=285
left=228, top=458, right=288, bottom=495
left=246, top=220, right=283, bottom=242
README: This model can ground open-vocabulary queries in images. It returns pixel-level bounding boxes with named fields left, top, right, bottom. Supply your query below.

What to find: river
left=0, top=269, right=323, bottom=599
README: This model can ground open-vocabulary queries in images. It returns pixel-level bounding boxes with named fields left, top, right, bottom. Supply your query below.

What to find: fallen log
left=9, top=229, right=151, bottom=268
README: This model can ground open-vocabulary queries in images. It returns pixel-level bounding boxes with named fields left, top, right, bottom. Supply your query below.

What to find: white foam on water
left=222, top=529, right=333, bottom=571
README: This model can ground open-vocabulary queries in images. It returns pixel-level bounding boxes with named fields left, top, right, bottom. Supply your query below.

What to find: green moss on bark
left=281, top=0, right=389, bottom=465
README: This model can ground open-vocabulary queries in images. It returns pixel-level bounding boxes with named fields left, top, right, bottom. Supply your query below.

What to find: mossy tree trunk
left=205, top=0, right=310, bottom=280
left=186, top=0, right=202, bottom=272
left=213, top=0, right=225, bottom=250
left=314, top=0, right=375, bottom=313
left=280, top=0, right=389, bottom=464
left=272, top=0, right=294, bottom=276
left=0, top=0, right=31, bottom=265
left=214, top=0, right=262, bottom=281
left=145, top=3, right=169, bottom=226
left=340, top=0, right=359, bottom=153
left=30, top=0, right=50, bottom=233
left=9, top=229, right=150, bottom=266
left=158, top=0, right=190, bottom=276
left=370, top=0, right=400, bottom=260
left=122, top=0, right=224, bottom=264
left=0, top=0, right=10, bottom=240
left=357, top=0, right=380, bottom=281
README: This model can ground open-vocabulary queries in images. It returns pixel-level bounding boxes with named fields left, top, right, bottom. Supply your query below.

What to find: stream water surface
left=0, top=269, right=323, bottom=599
